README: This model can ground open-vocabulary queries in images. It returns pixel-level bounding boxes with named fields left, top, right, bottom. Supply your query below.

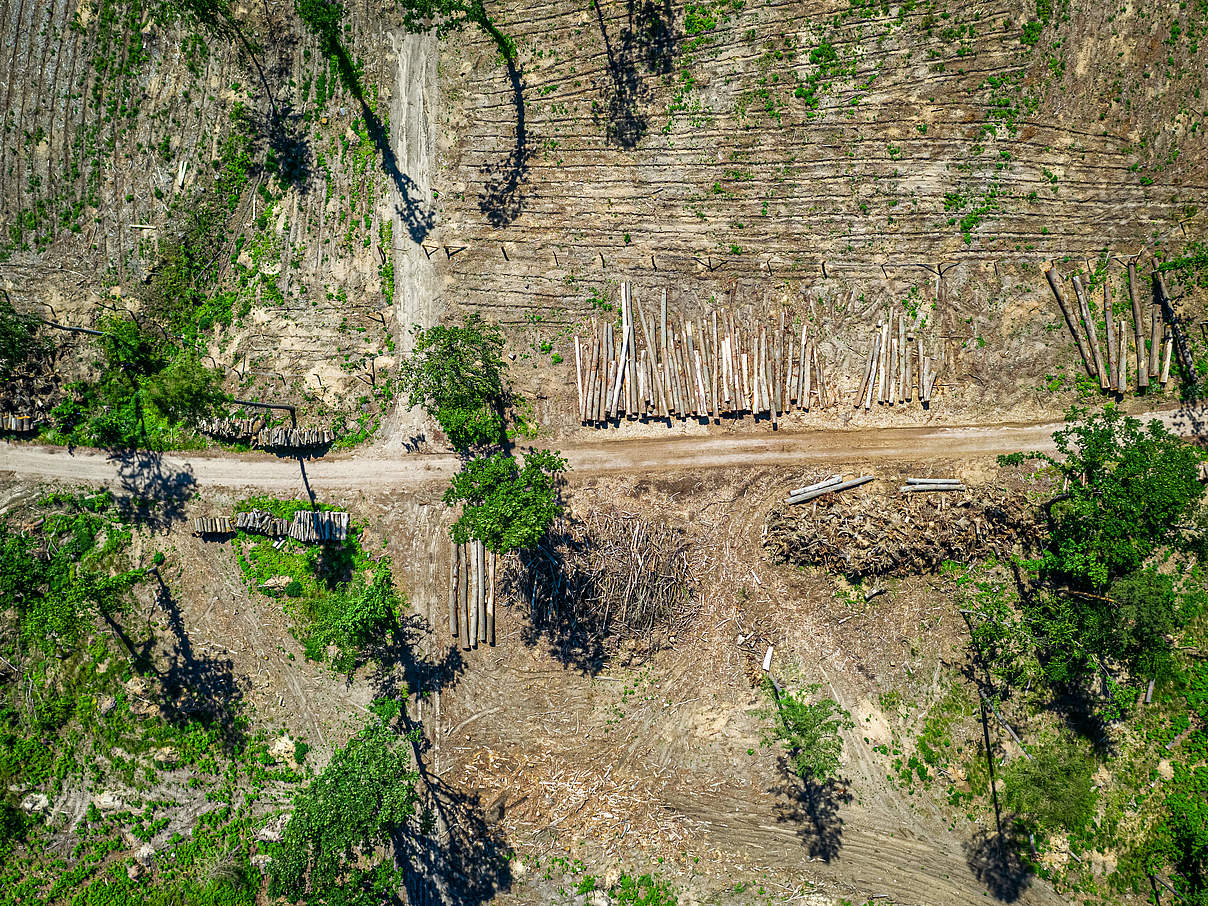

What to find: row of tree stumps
left=448, top=539, right=496, bottom=649
left=573, top=283, right=836, bottom=428
left=1046, top=261, right=1189, bottom=393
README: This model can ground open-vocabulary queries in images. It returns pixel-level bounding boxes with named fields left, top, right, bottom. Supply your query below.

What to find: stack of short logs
left=256, top=426, right=335, bottom=449
left=575, top=284, right=834, bottom=427
left=448, top=539, right=496, bottom=648
left=192, top=516, right=233, bottom=535
left=233, top=508, right=349, bottom=543
left=199, top=417, right=263, bottom=443
left=1047, top=261, right=1181, bottom=393
left=0, top=413, right=38, bottom=433
left=853, top=312, right=942, bottom=409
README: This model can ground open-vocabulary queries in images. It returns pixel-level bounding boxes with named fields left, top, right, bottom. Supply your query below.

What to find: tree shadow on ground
left=478, top=55, right=533, bottom=228
left=590, top=0, right=676, bottom=149
left=318, top=36, right=434, bottom=241
left=366, top=619, right=506, bottom=905
left=504, top=528, right=608, bottom=676
left=108, top=451, right=196, bottom=532
left=964, top=824, right=1033, bottom=902
left=396, top=765, right=512, bottom=906
left=149, top=570, right=248, bottom=753
left=769, top=761, right=852, bottom=863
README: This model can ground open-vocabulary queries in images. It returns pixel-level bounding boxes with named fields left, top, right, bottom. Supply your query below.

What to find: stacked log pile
left=1047, top=261, right=1179, bottom=393
left=765, top=487, right=1043, bottom=579
left=499, top=511, right=695, bottom=652
left=448, top=539, right=496, bottom=648
left=852, top=311, right=943, bottom=409
left=255, top=426, right=335, bottom=449
left=0, top=413, right=38, bottom=433
left=288, top=511, right=351, bottom=543
left=575, top=283, right=835, bottom=427
left=234, top=509, right=349, bottom=543
left=198, top=417, right=263, bottom=442
left=192, top=516, right=233, bottom=535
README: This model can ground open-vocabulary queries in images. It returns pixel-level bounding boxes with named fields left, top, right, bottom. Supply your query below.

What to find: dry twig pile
left=502, top=511, right=695, bottom=651
left=765, top=488, right=1043, bottom=579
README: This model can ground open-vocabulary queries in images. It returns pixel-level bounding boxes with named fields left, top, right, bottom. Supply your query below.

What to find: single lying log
left=1128, top=260, right=1148, bottom=389
left=789, top=474, right=843, bottom=496
left=900, top=483, right=966, bottom=493
left=1072, top=274, right=1109, bottom=390
left=785, top=474, right=874, bottom=505
left=1047, top=265, right=1094, bottom=376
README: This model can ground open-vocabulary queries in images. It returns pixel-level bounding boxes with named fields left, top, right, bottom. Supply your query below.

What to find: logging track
left=3, top=405, right=1205, bottom=495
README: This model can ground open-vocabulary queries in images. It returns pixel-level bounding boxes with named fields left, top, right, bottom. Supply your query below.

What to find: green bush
left=398, top=316, right=507, bottom=451
left=1000, top=407, right=1203, bottom=589
left=443, top=449, right=566, bottom=553
left=759, top=680, right=852, bottom=782
left=1002, top=737, right=1097, bottom=836
left=268, top=711, right=419, bottom=904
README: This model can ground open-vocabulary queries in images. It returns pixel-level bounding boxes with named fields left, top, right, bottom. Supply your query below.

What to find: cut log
left=1072, top=274, right=1109, bottom=389
left=863, top=334, right=880, bottom=411
left=1103, top=283, right=1117, bottom=391
left=790, top=474, right=842, bottom=496
left=449, top=541, right=460, bottom=639
left=785, top=474, right=875, bottom=505
left=459, top=544, right=471, bottom=651
left=855, top=334, right=876, bottom=407
left=1150, top=306, right=1162, bottom=377
left=1046, top=265, right=1094, bottom=376
left=487, top=549, right=496, bottom=646
left=1128, top=260, right=1149, bottom=389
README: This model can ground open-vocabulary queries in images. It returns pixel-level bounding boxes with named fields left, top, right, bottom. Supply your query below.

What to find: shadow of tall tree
left=964, top=824, right=1034, bottom=902
left=298, top=1, right=435, bottom=241
left=769, top=764, right=851, bottom=863
left=110, top=451, right=197, bottom=532
left=590, top=0, right=677, bottom=149
left=478, top=54, right=533, bottom=227
left=150, top=570, right=248, bottom=754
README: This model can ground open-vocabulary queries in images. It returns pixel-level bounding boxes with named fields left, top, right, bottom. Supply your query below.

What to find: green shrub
left=268, top=711, right=419, bottom=904
left=1002, top=737, right=1097, bottom=835
left=443, top=449, right=566, bottom=553
left=760, top=680, right=852, bottom=782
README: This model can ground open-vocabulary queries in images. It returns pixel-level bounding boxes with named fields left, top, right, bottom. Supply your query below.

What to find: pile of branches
left=765, top=488, right=1045, bottom=580
left=502, top=510, right=695, bottom=659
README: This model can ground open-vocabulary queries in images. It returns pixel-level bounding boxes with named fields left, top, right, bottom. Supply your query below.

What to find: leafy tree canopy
left=760, top=680, right=852, bottom=782
left=399, top=315, right=508, bottom=450
left=1000, top=406, right=1203, bottom=589
left=0, top=295, right=41, bottom=380
left=394, top=0, right=516, bottom=59
left=145, top=353, right=230, bottom=426
left=1002, top=737, right=1097, bottom=836
left=268, top=709, right=419, bottom=905
left=443, top=449, right=566, bottom=553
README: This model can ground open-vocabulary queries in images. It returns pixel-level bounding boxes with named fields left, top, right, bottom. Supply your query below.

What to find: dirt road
left=2, top=407, right=1203, bottom=495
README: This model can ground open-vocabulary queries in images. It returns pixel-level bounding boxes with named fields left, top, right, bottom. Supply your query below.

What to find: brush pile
left=502, top=510, right=695, bottom=647
left=765, top=487, right=1043, bottom=579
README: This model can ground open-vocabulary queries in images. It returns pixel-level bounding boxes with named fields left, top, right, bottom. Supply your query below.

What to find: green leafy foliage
left=1162, top=762, right=1208, bottom=904
left=144, top=354, right=231, bottom=426
left=1002, top=738, right=1097, bottom=836
left=759, top=680, right=852, bottom=782
left=1000, top=406, right=1203, bottom=589
left=48, top=317, right=227, bottom=449
left=233, top=500, right=403, bottom=671
left=268, top=710, right=419, bottom=904
left=398, top=316, right=508, bottom=451
left=0, top=294, right=41, bottom=380
left=443, top=449, right=566, bottom=553
left=393, top=0, right=516, bottom=60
